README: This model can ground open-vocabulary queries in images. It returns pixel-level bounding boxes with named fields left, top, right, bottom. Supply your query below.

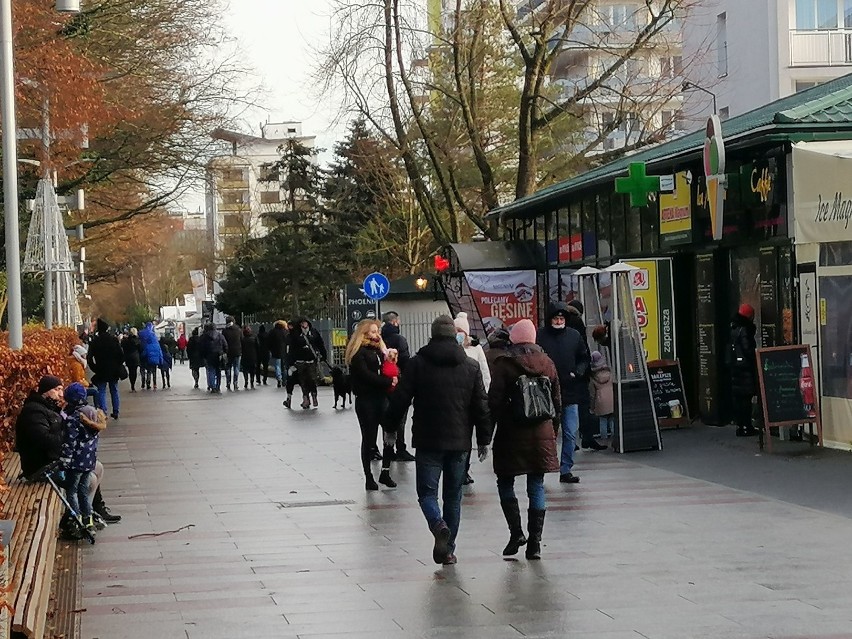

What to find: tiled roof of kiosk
left=491, top=73, right=852, bottom=220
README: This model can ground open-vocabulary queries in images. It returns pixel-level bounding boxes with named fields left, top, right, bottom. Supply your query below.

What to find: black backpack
left=510, top=374, right=557, bottom=426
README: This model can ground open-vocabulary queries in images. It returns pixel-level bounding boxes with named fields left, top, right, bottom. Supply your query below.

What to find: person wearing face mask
left=346, top=320, right=397, bottom=490
left=454, top=312, right=491, bottom=485
left=537, top=302, right=590, bottom=484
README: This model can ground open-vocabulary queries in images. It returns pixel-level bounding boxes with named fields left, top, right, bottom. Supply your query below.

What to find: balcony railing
left=790, top=29, right=852, bottom=66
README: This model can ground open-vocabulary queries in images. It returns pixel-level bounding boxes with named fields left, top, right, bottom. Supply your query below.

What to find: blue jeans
left=415, top=450, right=468, bottom=553
left=63, top=470, right=92, bottom=517
left=205, top=357, right=221, bottom=390
left=560, top=404, right=579, bottom=475
left=96, top=381, right=120, bottom=416
left=599, top=415, right=614, bottom=438
left=497, top=474, right=546, bottom=510
left=225, top=355, right=241, bottom=387
left=270, top=358, right=284, bottom=382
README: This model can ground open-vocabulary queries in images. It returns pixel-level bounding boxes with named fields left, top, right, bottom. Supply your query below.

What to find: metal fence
left=242, top=307, right=444, bottom=368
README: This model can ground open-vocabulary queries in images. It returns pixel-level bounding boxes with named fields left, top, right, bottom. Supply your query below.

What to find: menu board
left=759, top=247, right=778, bottom=347
left=648, top=359, right=690, bottom=427
left=756, top=345, right=819, bottom=427
left=695, top=253, right=719, bottom=424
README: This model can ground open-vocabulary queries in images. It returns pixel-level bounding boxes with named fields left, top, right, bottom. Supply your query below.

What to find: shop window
left=626, top=205, right=642, bottom=253
left=641, top=204, right=659, bottom=253
left=597, top=193, right=614, bottom=261
left=820, top=241, right=852, bottom=266
left=610, top=196, right=627, bottom=255
left=818, top=275, right=852, bottom=399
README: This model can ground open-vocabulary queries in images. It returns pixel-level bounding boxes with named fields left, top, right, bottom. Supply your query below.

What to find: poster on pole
left=621, top=258, right=676, bottom=361
left=464, top=270, right=537, bottom=335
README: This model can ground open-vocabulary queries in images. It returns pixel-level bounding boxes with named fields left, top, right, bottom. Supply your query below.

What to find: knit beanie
left=37, top=375, right=62, bottom=395
left=738, top=303, right=755, bottom=320
left=431, top=315, right=456, bottom=338
left=591, top=350, right=606, bottom=370
left=453, top=312, right=471, bottom=336
left=64, top=382, right=88, bottom=405
left=510, top=319, right=537, bottom=345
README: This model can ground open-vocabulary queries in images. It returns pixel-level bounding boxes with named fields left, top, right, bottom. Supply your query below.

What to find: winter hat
left=487, top=327, right=510, bottom=346
left=431, top=315, right=456, bottom=339
left=738, top=303, right=755, bottom=320
left=591, top=350, right=606, bottom=370
left=96, top=318, right=110, bottom=334
left=130, top=327, right=138, bottom=336
left=37, top=375, right=62, bottom=395
left=72, top=344, right=87, bottom=366
left=64, top=382, right=88, bottom=405
left=510, top=319, right=537, bottom=345
left=453, top=312, right=471, bottom=336
left=567, top=299, right=584, bottom=314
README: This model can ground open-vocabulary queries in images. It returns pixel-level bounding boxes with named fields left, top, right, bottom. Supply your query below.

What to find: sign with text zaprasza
left=464, top=270, right=537, bottom=334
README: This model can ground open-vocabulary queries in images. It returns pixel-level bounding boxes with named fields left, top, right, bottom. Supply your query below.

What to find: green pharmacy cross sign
left=615, top=162, right=662, bottom=208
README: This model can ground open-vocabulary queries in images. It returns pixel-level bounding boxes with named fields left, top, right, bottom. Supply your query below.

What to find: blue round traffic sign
left=363, top=272, right=390, bottom=301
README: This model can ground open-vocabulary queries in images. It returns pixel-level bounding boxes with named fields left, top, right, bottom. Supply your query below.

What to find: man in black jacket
left=384, top=315, right=493, bottom=565
left=381, top=311, right=415, bottom=462
left=730, top=303, right=758, bottom=437
left=537, top=302, right=591, bottom=483
left=267, top=321, right=289, bottom=388
left=566, top=300, right=607, bottom=451
left=88, top=318, right=125, bottom=419
left=199, top=324, right=227, bottom=393
left=221, top=316, right=243, bottom=391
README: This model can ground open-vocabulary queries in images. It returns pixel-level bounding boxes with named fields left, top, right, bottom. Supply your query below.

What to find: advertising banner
left=622, top=258, right=676, bottom=361
left=464, top=270, right=537, bottom=334
left=345, top=284, right=377, bottom=337
left=792, top=141, right=852, bottom=245
left=189, top=270, right=207, bottom=314
left=659, top=171, right=692, bottom=247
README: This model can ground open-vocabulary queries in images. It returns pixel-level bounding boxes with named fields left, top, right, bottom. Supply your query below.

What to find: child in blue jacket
left=61, top=383, right=105, bottom=534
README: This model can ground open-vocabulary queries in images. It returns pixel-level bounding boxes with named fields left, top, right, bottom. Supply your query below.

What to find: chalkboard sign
left=756, top=347, right=822, bottom=450
left=647, top=359, right=690, bottom=427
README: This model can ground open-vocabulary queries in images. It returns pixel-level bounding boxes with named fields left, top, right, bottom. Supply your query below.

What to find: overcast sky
left=224, top=0, right=344, bottom=154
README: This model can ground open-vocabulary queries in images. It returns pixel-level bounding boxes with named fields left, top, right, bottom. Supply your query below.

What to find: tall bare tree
left=321, top=0, right=698, bottom=242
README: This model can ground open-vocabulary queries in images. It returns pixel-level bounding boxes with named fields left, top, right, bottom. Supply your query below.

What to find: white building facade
left=205, top=121, right=316, bottom=258
left=683, top=0, right=852, bottom=121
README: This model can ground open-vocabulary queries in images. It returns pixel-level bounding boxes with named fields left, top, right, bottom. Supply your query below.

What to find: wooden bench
left=1, top=452, right=63, bottom=639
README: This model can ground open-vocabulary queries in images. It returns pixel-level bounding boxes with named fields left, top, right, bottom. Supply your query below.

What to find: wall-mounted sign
left=659, top=171, right=692, bottom=247
left=792, top=141, right=852, bottom=245
left=703, top=115, right=726, bottom=241
left=615, top=162, right=661, bottom=208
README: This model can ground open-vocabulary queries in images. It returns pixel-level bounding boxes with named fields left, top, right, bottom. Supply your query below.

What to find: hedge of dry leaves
left=0, top=327, right=79, bottom=454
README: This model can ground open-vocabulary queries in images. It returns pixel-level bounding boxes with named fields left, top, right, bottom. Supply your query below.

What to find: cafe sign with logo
left=792, top=141, right=852, bottom=245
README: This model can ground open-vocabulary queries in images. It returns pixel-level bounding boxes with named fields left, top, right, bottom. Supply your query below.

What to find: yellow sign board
left=659, top=171, right=692, bottom=246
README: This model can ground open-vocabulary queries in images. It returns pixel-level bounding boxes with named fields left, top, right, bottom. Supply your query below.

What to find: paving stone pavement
left=81, top=367, right=852, bottom=639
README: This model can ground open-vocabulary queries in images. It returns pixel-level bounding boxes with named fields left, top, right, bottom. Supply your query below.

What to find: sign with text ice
left=622, top=258, right=676, bottom=361
left=792, top=142, right=852, bottom=245
left=464, top=270, right=537, bottom=333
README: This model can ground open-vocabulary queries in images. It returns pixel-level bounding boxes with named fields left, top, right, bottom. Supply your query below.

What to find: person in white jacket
left=454, top=312, right=491, bottom=484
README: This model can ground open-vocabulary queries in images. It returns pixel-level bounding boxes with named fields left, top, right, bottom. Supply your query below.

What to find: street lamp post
left=1, top=0, right=23, bottom=348
left=1, top=0, right=79, bottom=347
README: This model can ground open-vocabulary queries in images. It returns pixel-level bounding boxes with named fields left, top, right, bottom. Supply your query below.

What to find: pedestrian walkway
left=82, top=367, right=852, bottom=639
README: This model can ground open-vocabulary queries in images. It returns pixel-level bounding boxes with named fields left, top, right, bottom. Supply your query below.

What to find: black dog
left=331, top=366, right=352, bottom=409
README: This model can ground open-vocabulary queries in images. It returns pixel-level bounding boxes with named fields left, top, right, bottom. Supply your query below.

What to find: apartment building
left=682, top=0, right=852, bottom=121
left=205, top=121, right=316, bottom=258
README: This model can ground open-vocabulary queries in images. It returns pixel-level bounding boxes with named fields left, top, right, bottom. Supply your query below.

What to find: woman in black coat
left=187, top=327, right=203, bottom=389
left=121, top=328, right=143, bottom=392
left=729, top=303, right=758, bottom=437
left=241, top=326, right=259, bottom=390
left=345, top=319, right=396, bottom=491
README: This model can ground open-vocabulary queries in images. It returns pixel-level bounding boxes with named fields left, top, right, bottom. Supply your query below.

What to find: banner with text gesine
left=464, top=270, right=537, bottom=334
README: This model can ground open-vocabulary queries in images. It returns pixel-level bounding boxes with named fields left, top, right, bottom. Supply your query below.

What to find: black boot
left=92, top=487, right=122, bottom=523
left=500, top=498, right=527, bottom=556
left=525, top=508, right=546, bottom=560
left=378, top=469, right=397, bottom=488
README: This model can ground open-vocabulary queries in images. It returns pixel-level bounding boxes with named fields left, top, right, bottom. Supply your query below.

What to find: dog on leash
left=331, top=366, right=352, bottom=409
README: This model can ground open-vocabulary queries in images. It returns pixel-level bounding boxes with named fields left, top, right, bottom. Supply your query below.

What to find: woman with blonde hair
left=346, top=319, right=397, bottom=490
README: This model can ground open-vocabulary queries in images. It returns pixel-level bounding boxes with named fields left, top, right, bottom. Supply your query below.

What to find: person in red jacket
left=177, top=331, right=188, bottom=364
left=381, top=349, right=400, bottom=393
